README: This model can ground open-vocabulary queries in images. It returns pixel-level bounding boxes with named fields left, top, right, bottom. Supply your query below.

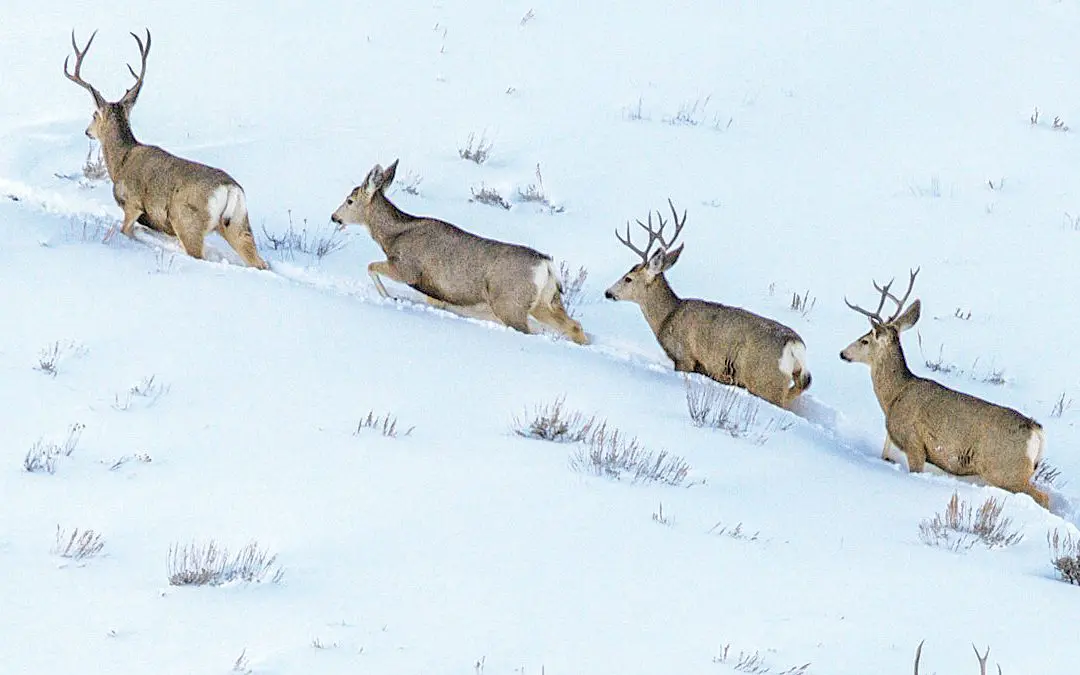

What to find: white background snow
left=2, top=1, right=1079, bottom=673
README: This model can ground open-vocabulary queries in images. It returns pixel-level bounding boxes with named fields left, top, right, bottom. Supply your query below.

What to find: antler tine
left=662, top=198, right=687, bottom=249
left=913, top=640, right=924, bottom=675
left=635, top=209, right=668, bottom=251
left=120, top=29, right=151, bottom=107
left=972, top=644, right=990, bottom=675
left=64, top=30, right=105, bottom=106
left=614, top=221, right=651, bottom=263
left=883, top=267, right=920, bottom=323
left=844, top=276, right=893, bottom=325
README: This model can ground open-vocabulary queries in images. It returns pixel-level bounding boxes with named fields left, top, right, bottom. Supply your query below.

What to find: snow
left=2, top=1, right=1080, bottom=673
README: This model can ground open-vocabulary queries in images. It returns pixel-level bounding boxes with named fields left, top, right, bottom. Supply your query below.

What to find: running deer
left=64, top=30, right=268, bottom=269
left=604, top=200, right=811, bottom=408
left=913, top=641, right=1001, bottom=675
left=330, top=160, right=588, bottom=344
left=840, top=269, right=1048, bottom=508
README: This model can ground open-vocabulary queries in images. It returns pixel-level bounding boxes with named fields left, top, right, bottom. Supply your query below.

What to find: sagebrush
left=918, top=493, right=1023, bottom=551
left=167, top=540, right=284, bottom=586
left=355, top=410, right=413, bottom=438
left=684, top=378, right=792, bottom=444
left=1048, top=529, right=1080, bottom=585
left=53, top=525, right=105, bottom=560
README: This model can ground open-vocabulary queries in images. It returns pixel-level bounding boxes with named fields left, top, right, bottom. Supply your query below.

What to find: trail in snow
left=10, top=184, right=1078, bottom=526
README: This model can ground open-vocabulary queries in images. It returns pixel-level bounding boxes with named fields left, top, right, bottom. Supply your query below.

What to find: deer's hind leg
left=220, top=212, right=269, bottom=270
left=530, top=299, right=588, bottom=345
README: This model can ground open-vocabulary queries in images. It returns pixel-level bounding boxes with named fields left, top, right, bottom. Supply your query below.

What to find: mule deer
left=604, top=201, right=811, bottom=408
left=840, top=269, right=1048, bottom=508
left=913, top=641, right=1001, bottom=675
left=330, top=160, right=588, bottom=344
left=64, top=30, right=268, bottom=269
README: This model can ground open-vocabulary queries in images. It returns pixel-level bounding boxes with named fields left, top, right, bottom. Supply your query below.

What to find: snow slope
left=2, top=1, right=1080, bottom=673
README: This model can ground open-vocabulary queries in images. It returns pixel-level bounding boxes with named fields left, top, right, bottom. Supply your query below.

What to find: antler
left=913, top=642, right=1002, bottom=675
left=63, top=30, right=105, bottom=107
left=614, top=198, right=687, bottom=263
left=119, top=29, right=151, bottom=108
left=844, top=267, right=920, bottom=325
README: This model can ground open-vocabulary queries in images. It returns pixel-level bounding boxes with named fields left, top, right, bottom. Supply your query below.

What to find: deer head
left=64, top=29, right=151, bottom=142
left=331, top=160, right=399, bottom=231
left=839, top=268, right=921, bottom=365
left=604, top=199, right=686, bottom=303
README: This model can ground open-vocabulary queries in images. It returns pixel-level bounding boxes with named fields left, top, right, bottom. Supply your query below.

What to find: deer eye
left=623, top=276, right=632, bottom=283
left=860, top=338, right=869, bottom=345
left=346, top=198, right=354, bottom=205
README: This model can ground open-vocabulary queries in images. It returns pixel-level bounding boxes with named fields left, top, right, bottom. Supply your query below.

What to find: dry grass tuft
left=557, top=262, right=588, bottom=319
left=918, top=493, right=1024, bottom=551
left=355, top=411, right=413, bottom=438
left=53, top=525, right=105, bottom=560
left=512, top=396, right=597, bottom=443
left=1048, top=529, right=1080, bottom=585
left=469, top=184, right=511, bottom=210
left=167, top=540, right=284, bottom=586
left=24, top=423, right=85, bottom=474
left=684, top=378, right=792, bottom=444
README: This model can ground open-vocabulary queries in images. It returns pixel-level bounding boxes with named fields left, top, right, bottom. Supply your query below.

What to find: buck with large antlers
left=330, top=160, right=588, bottom=344
left=913, top=641, right=1001, bottom=675
left=604, top=201, right=811, bottom=408
left=840, top=269, right=1048, bottom=508
left=64, top=30, right=268, bottom=269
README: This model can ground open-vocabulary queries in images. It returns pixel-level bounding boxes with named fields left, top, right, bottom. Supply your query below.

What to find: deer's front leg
left=904, top=444, right=927, bottom=473
left=368, top=259, right=422, bottom=299
left=881, top=434, right=897, bottom=463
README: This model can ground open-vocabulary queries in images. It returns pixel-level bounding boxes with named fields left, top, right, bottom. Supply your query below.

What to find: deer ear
left=362, top=164, right=383, bottom=192
left=380, top=159, right=399, bottom=189
left=645, top=248, right=666, bottom=278
left=662, top=244, right=684, bottom=271
left=893, top=299, right=921, bottom=332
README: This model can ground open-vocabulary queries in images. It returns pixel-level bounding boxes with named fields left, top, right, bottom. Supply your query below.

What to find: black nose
left=604, top=291, right=615, bottom=300
left=839, top=352, right=850, bottom=362
left=330, top=214, right=341, bottom=224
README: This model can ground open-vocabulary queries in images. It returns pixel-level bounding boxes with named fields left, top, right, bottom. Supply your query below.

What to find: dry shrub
left=1048, top=529, right=1080, bottom=585
left=512, top=396, right=597, bottom=443
left=918, top=493, right=1023, bottom=551
left=515, top=397, right=693, bottom=486
left=684, top=378, right=792, bottom=444
left=568, top=421, right=691, bottom=487
left=167, top=540, right=284, bottom=586
left=355, top=411, right=413, bottom=438
left=557, top=263, right=588, bottom=319
left=24, top=423, right=85, bottom=474
left=53, top=525, right=105, bottom=560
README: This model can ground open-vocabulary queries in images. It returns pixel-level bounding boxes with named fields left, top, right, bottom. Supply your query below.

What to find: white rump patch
left=1027, top=427, right=1046, bottom=466
left=533, top=261, right=556, bottom=308
left=778, top=340, right=807, bottom=380
left=206, top=186, right=247, bottom=233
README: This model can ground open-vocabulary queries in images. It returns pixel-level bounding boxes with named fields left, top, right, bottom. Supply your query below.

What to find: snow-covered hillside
left=2, top=2, right=1079, bottom=673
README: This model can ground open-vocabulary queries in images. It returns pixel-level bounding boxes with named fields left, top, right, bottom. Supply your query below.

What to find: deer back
left=340, top=180, right=548, bottom=307
left=114, top=144, right=243, bottom=234
left=661, top=299, right=806, bottom=398
left=887, top=378, right=1043, bottom=478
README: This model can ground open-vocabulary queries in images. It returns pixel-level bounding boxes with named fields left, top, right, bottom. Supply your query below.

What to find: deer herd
left=61, top=30, right=1049, bottom=521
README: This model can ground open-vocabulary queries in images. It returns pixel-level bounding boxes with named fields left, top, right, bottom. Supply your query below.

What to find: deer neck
left=99, top=119, right=140, bottom=178
left=364, top=191, right=418, bottom=250
left=869, top=341, right=916, bottom=413
left=639, top=276, right=682, bottom=335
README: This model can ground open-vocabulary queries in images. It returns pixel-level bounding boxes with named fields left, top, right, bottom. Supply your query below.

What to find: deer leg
left=174, top=226, right=205, bottom=260
left=881, top=435, right=897, bottom=463
left=1018, top=482, right=1051, bottom=510
left=219, top=214, right=269, bottom=270
left=104, top=207, right=143, bottom=243
left=530, top=301, right=588, bottom=345
left=905, top=444, right=927, bottom=473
